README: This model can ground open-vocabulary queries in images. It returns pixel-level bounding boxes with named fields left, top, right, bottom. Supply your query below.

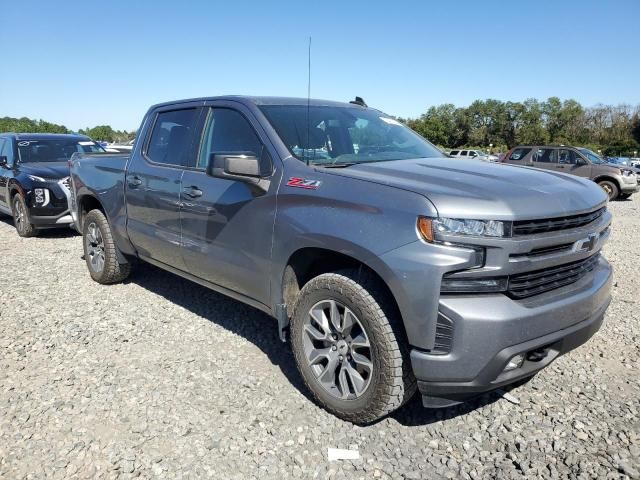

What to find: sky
left=1, top=0, right=639, bottom=131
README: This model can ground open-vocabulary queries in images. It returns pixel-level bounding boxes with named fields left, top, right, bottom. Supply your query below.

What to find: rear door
left=125, top=105, right=202, bottom=270
left=531, top=147, right=558, bottom=171
left=179, top=101, right=279, bottom=305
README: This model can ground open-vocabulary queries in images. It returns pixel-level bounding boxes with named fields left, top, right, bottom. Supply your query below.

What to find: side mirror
left=208, top=151, right=260, bottom=176
left=0, top=156, right=8, bottom=168
left=207, top=151, right=270, bottom=192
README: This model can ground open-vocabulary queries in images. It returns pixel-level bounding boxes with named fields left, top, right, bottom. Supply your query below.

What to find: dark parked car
left=0, top=133, right=104, bottom=237
left=70, top=97, right=612, bottom=423
left=502, top=145, right=639, bottom=200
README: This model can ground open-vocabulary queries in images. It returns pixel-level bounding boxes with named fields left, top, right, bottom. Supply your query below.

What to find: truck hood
left=325, top=157, right=607, bottom=220
left=19, top=162, right=70, bottom=179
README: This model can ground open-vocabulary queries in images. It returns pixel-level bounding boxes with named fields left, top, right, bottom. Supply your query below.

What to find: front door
left=125, top=106, right=201, bottom=270
left=557, top=149, right=592, bottom=179
left=179, top=103, right=278, bottom=305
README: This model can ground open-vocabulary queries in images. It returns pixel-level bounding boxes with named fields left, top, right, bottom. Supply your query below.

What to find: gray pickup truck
left=70, top=96, right=613, bottom=423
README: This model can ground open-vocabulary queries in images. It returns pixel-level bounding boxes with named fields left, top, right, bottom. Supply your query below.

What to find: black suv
left=0, top=133, right=104, bottom=237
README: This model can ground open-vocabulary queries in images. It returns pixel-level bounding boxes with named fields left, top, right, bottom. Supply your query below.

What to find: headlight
left=440, top=276, right=508, bottom=293
left=621, top=169, right=633, bottom=177
left=28, top=174, right=45, bottom=182
left=418, top=216, right=510, bottom=241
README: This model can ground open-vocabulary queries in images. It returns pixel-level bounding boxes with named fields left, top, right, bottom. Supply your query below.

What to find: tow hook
left=526, top=347, right=549, bottom=362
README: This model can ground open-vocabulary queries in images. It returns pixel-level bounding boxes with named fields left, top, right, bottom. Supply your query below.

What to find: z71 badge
left=286, top=177, right=322, bottom=190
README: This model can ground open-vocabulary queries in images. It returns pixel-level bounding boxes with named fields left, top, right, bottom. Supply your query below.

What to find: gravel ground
left=1, top=198, right=639, bottom=480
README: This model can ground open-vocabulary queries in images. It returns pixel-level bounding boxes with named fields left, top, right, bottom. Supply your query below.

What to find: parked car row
left=501, top=145, right=639, bottom=201
left=0, top=97, right=614, bottom=424
left=448, top=149, right=499, bottom=162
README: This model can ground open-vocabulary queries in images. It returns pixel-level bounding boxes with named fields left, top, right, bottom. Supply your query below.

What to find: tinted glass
left=460, top=150, right=468, bottom=156
left=534, top=148, right=557, bottom=163
left=197, top=108, right=262, bottom=169
left=260, top=105, right=442, bottom=166
left=449, top=150, right=459, bottom=156
left=17, top=138, right=104, bottom=163
left=146, top=109, right=198, bottom=167
left=508, top=148, right=531, bottom=161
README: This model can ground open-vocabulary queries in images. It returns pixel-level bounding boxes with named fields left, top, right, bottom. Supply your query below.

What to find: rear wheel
left=12, top=194, right=37, bottom=237
left=82, top=209, right=131, bottom=284
left=597, top=180, right=618, bottom=200
left=290, top=270, right=415, bottom=424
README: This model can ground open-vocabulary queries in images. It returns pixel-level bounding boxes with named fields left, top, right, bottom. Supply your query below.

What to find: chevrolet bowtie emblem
left=579, top=233, right=599, bottom=252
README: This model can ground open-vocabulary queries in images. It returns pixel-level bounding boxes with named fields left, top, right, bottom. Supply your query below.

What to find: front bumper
left=411, top=257, right=612, bottom=407
left=620, top=180, right=639, bottom=195
left=27, top=179, right=73, bottom=227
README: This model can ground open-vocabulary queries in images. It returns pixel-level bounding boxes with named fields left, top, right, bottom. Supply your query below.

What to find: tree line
left=0, top=116, right=135, bottom=143
left=400, top=97, right=640, bottom=156
left=4, top=97, right=640, bottom=155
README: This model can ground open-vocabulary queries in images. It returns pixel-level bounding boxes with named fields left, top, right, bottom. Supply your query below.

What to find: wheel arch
left=76, top=193, right=107, bottom=232
left=280, top=246, right=404, bottom=338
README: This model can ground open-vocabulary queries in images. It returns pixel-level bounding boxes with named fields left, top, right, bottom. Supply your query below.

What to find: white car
left=449, top=149, right=496, bottom=161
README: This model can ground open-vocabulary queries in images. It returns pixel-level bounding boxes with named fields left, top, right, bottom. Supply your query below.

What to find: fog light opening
left=504, top=353, right=526, bottom=372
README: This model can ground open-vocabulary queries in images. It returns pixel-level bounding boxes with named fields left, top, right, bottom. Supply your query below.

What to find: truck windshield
left=260, top=105, right=442, bottom=166
left=18, top=139, right=104, bottom=163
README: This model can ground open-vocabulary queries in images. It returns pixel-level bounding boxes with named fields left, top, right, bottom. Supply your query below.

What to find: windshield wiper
left=320, top=162, right=356, bottom=168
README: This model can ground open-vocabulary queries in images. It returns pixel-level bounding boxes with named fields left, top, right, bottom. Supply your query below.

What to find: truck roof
left=149, top=96, right=367, bottom=110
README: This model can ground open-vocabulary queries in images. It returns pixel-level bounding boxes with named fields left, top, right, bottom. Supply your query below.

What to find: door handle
left=128, top=176, right=142, bottom=187
left=183, top=186, right=203, bottom=198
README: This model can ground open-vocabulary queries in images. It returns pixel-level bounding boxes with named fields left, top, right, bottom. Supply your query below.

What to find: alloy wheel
left=85, top=222, right=106, bottom=273
left=13, top=199, right=25, bottom=233
left=302, top=299, right=373, bottom=400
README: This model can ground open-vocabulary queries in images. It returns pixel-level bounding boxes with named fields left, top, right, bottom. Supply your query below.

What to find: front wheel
left=598, top=180, right=619, bottom=200
left=12, top=194, right=37, bottom=237
left=82, top=209, right=131, bottom=284
left=290, top=270, right=415, bottom=424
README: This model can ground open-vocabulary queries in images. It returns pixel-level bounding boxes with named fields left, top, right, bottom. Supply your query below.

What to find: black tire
left=82, top=209, right=131, bottom=284
left=12, top=194, right=37, bottom=237
left=618, top=193, right=631, bottom=200
left=597, top=180, right=618, bottom=200
left=290, top=269, right=416, bottom=424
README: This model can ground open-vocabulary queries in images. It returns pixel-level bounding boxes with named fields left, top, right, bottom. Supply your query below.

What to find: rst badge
left=286, top=177, right=321, bottom=190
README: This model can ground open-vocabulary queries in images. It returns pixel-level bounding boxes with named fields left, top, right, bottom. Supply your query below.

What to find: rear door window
left=508, top=148, right=532, bottom=161
left=145, top=109, right=199, bottom=167
left=533, top=148, right=558, bottom=163
left=460, top=150, right=468, bottom=156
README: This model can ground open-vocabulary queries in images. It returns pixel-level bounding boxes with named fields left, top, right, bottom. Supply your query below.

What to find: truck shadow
left=126, top=261, right=507, bottom=427
left=0, top=216, right=79, bottom=238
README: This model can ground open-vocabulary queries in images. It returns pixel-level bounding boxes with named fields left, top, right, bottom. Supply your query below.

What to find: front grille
left=513, top=207, right=605, bottom=236
left=507, top=254, right=600, bottom=299
left=432, top=313, right=454, bottom=354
